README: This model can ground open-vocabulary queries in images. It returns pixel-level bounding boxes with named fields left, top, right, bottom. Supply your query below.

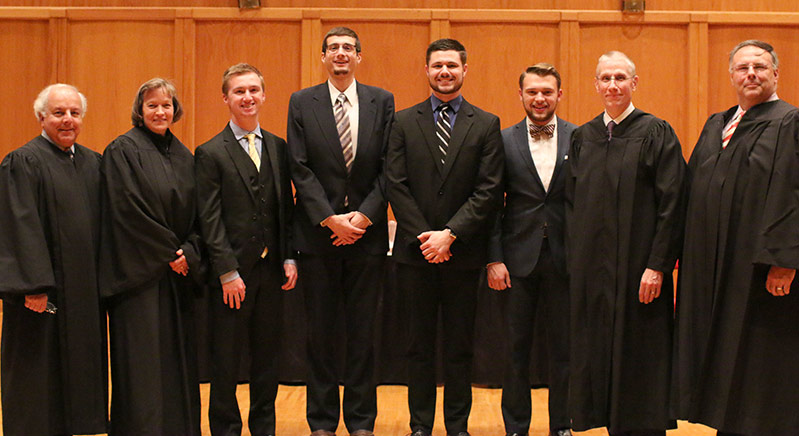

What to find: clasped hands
left=418, top=229, right=454, bottom=264
left=325, top=212, right=369, bottom=246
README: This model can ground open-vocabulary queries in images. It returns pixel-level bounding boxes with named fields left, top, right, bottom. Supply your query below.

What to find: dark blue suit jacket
left=489, top=117, right=576, bottom=276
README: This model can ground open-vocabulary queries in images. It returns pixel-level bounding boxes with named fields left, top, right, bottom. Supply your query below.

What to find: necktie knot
left=246, top=133, right=260, bottom=171
left=607, top=120, right=617, bottom=140
left=529, top=123, right=555, bottom=141
left=721, top=110, right=745, bottom=148
left=337, top=92, right=347, bottom=106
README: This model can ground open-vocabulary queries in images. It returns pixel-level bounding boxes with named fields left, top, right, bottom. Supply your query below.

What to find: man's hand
left=24, top=294, right=48, bottom=313
left=487, top=263, right=512, bottom=291
left=325, top=212, right=366, bottom=246
left=349, top=212, right=371, bottom=230
left=169, top=248, right=189, bottom=276
left=766, top=265, right=795, bottom=296
left=222, top=277, right=246, bottom=309
left=282, top=263, right=298, bottom=290
left=418, top=229, right=454, bottom=263
left=639, top=268, right=663, bottom=304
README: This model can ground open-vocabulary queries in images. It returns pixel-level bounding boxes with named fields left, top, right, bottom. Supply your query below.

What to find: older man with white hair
left=0, top=84, right=107, bottom=436
left=566, top=51, right=686, bottom=436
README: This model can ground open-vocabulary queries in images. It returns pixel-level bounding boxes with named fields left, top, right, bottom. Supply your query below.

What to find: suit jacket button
left=252, top=215, right=257, bottom=220
left=251, top=236, right=256, bottom=241
left=438, top=191, right=443, bottom=196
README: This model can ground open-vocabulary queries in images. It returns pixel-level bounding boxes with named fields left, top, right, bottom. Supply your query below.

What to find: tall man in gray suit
left=196, top=63, right=297, bottom=436
left=387, top=38, right=504, bottom=436
left=487, top=64, right=574, bottom=436
left=287, top=27, right=394, bottom=436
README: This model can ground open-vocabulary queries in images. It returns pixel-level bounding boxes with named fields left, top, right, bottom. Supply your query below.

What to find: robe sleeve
left=642, top=120, right=687, bottom=273
left=752, top=109, right=799, bottom=269
left=99, top=136, right=183, bottom=296
left=0, top=151, right=56, bottom=296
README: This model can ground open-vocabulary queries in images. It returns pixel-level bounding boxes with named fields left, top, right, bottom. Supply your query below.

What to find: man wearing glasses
left=287, top=26, right=394, bottom=436
left=566, top=51, right=686, bottom=436
left=675, top=40, right=799, bottom=436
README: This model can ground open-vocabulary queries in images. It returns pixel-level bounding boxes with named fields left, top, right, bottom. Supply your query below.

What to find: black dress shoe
left=409, top=429, right=431, bottom=436
left=551, top=429, right=572, bottom=436
left=506, top=433, right=527, bottom=436
left=447, top=433, right=470, bottom=436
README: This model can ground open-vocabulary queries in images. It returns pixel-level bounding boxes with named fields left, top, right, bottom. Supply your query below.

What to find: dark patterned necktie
left=436, top=103, right=452, bottom=165
left=335, top=92, right=354, bottom=172
left=607, top=120, right=617, bottom=141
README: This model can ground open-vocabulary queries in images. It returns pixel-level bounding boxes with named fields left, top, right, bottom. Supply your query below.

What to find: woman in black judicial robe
left=100, top=78, right=203, bottom=436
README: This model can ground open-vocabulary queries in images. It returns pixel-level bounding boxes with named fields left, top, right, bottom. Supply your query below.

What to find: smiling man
left=196, top=63, right=297, bottom=436
left=386, top=38, right=504, bottom=436
left=287, top=27, right=394, bottom=436
left=487, top=63, right=575, bottom=436
left=566, top=51, right=686, bottom=436
left=675, top=40, right=799, bottom=436
left=0, top=84, right=107, bottom=436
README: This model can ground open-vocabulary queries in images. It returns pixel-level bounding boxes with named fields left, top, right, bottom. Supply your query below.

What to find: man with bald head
left=566, top=51, right=686, bottom=436
left=675, top=40, right=799, bottom=436
left=0, top=84, right=107, bottom=435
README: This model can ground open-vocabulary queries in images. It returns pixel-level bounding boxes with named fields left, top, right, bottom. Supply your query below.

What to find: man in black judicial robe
left=674, top=40, right=799, bottom=436
left=196, top=64, right=297, bottom=436
left=566, top=51, right=685, bottom=436
left=0, top=84, right=107, bottom=436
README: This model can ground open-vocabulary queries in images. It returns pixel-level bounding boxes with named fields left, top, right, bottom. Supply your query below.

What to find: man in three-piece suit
left=195, top=63, right=297, bottom=436
left=286, top=27, right=394, bottom=436
left=386, top=38, right=504, bottom=436
left=487, top=64, right=574, bottom=436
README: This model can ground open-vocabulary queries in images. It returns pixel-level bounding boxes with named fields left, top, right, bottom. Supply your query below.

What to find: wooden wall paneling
left=430, top=9, right=451, bottom=42
left=0, top=18, right=52, bottom=160
left=320, top=19, right=433, bottom=112
left=301, top=13, right=321, bottom=89
left=449, top=20, right=560, bottom=129
left=706, top=24, right=799, bottom=116
left=174, top=11, right=196, bottom=147
left=65, top=18, right=177, bottom=153
left=575, top=22, right=691, bottom=147
left=193, top=19, right=302, bottom=144
left=686, top=15, right=709, bottom=156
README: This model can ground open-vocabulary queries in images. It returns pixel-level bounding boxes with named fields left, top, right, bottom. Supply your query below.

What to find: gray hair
left=131, top=78, right=183, bottom=127
left=729, top=39, right=779, bottom=71
left=596, top=51, right=636, bottom=77
left=33, top=84, right=87, bottom=120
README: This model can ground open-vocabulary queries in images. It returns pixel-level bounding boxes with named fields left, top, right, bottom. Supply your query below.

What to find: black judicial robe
left=0, top=135, right=107, bottom=435
left=100, top=126, right=203, bottom=436
left=566, top=109, right=685, bottom=432
left=674, top=100, right=799, bottom=434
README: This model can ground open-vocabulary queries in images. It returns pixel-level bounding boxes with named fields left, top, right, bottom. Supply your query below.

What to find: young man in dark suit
left=286, top=27, right=394, bottom=436
left=487, top=64, right=575, bottom=436
left=195, top=63, right=297, bottom=436
left=386, top=38, right=504, bottom=436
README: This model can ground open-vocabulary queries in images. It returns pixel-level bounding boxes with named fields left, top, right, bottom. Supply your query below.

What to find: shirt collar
left=328, top=79, right=358, bottom=106
left=229, top=120, right=261, bottom=141
left=603, top=102, right=635, bottom=126
left=41, top=131, right=75, bottom=153
left=431, top=94, right=463, bottom=113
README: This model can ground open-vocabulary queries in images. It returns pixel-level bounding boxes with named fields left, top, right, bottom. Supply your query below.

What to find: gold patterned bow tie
left=529, top=123, right=555, bottom=141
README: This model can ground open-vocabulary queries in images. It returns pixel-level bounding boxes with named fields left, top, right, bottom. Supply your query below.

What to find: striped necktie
left=436, top=103, right=452, bottom=165
left=722, top=110, right=745, bottom=148
left=335, top=92, right=354, bottom=172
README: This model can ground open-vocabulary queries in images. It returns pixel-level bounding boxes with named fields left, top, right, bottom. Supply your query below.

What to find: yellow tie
left=246, top=133, right=260, bottom=171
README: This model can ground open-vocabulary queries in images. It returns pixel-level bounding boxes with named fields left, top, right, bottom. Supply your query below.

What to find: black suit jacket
left=489, top=117, right=576, bottom=277
left=195, top=125, right=294, bottom=279
left=287, top=82, right=394, bottom=256
left=386, top=97, right=504, bottom=269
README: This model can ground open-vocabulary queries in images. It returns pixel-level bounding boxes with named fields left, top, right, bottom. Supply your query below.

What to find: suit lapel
left=440, top=99, right=474, bottom=181
left=261, top=130, right=282, bottom=203
left=222, top=126, right=257, bottom=203
left=311, top=83, right=348, bottom=170
left=414, top=101, right=443, bottom=176
left=511, top=119, right=545, bottom=193
left=355, top=83, right=377, bottom=172
left=549, top=117, right=571, bottom=193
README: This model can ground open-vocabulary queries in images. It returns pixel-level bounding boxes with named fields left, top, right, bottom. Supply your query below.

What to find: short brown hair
left=519, top=63, right=562, bottom=89
left=222, top=63, right=265, bottom=95
left=131, top=78, right=183, bottom=127
left=426, top=38, right=467, bottom=65
left=322, top=27, right=361, bottom=53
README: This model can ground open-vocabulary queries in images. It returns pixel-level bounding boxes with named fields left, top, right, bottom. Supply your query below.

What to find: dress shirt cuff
left=220, top=270, right=240, bottom=285
left=284, top=259, right=296, bottom=266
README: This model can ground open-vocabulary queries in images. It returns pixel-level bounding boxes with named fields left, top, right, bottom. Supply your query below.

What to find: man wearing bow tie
left=487, top=63, right=574, bottom=436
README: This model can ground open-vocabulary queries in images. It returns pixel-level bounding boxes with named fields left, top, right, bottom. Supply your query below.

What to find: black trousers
left=301, top=253, right=384, bottom=433
left=209, top=256, right=283, bottom=436
left=399, top=262, right=481, bottom=435
left=501, top=241, right=570, bottom=434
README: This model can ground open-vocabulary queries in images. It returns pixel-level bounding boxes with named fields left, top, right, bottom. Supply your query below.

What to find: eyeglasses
left=731, top=63, right=772, bottom=74
left=597, top=75, right=632, bottom=84
left=327, top=43, right=357, bottom=54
